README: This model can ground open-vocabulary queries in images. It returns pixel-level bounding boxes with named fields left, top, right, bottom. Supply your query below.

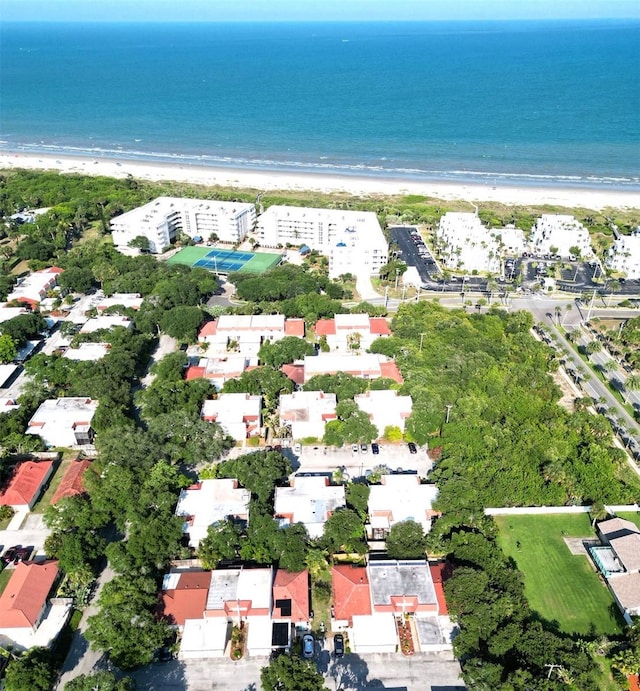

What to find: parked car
left=371, top=443, right=380, bottom=455
left=1, top=546, right=18, bottom=566
left=407, top=442, right=417, bottom=454
left=13, top=546, right=33, bottom=564
left=302, top=633, right=315, bottom=659
left=360, top=443, right=368, bottom=454
left=334, top=633, right=345, bottom=658
left=294, top=443, right=302, bottom=455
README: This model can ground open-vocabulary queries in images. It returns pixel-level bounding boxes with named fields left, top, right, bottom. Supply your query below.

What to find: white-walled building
left=529, top=214, right=594, bottom=258
left=79, top=315, right=133, bottom=334
left=279, top=391, right=337, bottom=440
left=354, top=389, right=412, bottom=436
left=199, top=315, right=305, bottom=358
left=96, top=293, right=144, bottom=313
left=0, top=305, right=29, bottom=324
left=174, top=479, right=250, bottom=549
left=185, top=355, right=252, bottom=390
left=436, top=213, right=500, bottom=274
left=110, top=197, right=256, bottom=253
left=315, top=314, right=391, bottom=352
left=26, top=397, right=98, bottom=447
left=63, top=343, right=110, bottom=361
left=7, top=267, right=63, bottom=307
left=274, top=476, right=345, bottom=539
left=300, top=353, right=403, bottom=385
left=257, top=206, right=388, bottom=278
left=492, top=225, right=527, bottom=255
left=607, top=230, right=640, bottom=279
left=200, top=393, right=262, bottom=441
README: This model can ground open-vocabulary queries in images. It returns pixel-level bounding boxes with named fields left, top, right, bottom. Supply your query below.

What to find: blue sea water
left=1, top=20, right=639, bottom=188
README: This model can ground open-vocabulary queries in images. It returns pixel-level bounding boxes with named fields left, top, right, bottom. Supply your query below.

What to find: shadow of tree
left=129, top=659, right=189, bottom=690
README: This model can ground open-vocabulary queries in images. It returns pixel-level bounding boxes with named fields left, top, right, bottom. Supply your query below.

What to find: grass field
left=494, top=513, right=623, bottom=636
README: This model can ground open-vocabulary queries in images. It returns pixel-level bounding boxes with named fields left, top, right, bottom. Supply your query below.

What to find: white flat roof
left=351, top=613, right=397, bottom=650
left=0, top=364, right=18, bottom=388
left=79, top=315, right=132, bottom=333
left=63, top=343, right=109, bottom=361
left=180, top=617, right=229, bottom=657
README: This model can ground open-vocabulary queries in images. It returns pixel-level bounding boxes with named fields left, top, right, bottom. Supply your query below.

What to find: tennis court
left=167, top=246, right=282, bottom=274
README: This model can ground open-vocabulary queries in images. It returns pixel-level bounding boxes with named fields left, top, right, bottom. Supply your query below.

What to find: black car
left=1, top=546, right=18, bottom=566
left=13, top=546, right=33, bottom=564
left=408, top=442, right=417, bottom=454
left=334, top=634, right=345, bottom=658
left=371, top=443, right=380, bottom=455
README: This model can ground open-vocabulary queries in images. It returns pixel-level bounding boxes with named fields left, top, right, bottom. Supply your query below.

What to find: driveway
left=0, top=512, right=50, bottom=556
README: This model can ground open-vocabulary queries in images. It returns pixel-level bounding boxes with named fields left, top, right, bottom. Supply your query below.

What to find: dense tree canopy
left=260, top=652, right=328, bottom=691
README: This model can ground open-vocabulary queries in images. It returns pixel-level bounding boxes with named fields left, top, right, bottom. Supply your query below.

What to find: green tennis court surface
left=168, top=246, right=282, bottom=274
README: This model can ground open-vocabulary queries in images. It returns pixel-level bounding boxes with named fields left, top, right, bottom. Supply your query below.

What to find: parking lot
left=0, top=512, right=51, bottom=562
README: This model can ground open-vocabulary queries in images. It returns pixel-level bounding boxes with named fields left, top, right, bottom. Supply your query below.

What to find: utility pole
left=585, top=287, right=598, bottom=322
left=384, top=285, right=389, bottom=309
left=445, top=404, right=453, bottom=423
left=419, top=332, right=427, bottom=352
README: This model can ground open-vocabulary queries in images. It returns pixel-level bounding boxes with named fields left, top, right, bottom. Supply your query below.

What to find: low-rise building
left=0, top=305, right=29, bottom=324
left=96, top=293, right=144, bottom=313
left=257, top=206, right=388, bottom=279
left=200, top=393, right=262, bottom=441
left=492, top=224, right=527, bottom=256
left=368, top=560, right=440, bottom=615
left=51, top=459, right=91, bottom=505
left=79, top=315, right=133, bottom=334
left=354, top=389, right=412, bottom=437
left=436, top=212, right=501, bottom=274
left=315, top=314, right=390, bottom=352
left=7, top=267, right=63, bottom=307
left=331, top=565, right=372, bottom=627
left=529, top=214, right=594, bottom=258
left=299, top=353, right=403, bottom=385
left=174, top=478, right=250, bottom=549
left=110, top=197, right=256, bottom=253
left=606, top=230, right=640, bottom=279
left=62, top=343, right=110, bottom=361
left=272, top=569, right=310, bottom=627
left=0, top=460, right=55, bottom=511
left=274, top=476, right=345, bottom=539
left=199, top=315, right=305, bottom=358
left=185, top=355, right=253, bottom=390
left=0, top=560, right=71, bottom=652
left=366, top=475, right=439, bottom=542
left=26, top=398, right=98, bottom=448
left=278, top=391, right=337, bottom=440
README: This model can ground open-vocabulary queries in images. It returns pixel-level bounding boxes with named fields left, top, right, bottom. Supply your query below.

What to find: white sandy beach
left=1, top=152, right=639, bottom=211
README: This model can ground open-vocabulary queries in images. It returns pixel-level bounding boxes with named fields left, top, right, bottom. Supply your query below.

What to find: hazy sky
left=2, top=0, right=639, bottom=22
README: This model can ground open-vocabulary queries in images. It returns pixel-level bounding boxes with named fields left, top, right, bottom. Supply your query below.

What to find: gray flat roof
left=368, top=560, right=436, bottom=607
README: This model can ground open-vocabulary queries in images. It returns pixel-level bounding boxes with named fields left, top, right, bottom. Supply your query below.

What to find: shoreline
left=1, top=152, right=640, bottom=211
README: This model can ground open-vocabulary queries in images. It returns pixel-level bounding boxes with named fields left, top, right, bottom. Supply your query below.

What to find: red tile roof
left=51, top=460, right=91, bottom=505
left=369, top=318, right=391, bottom=336
left=284, top=319, right=305, bottom=337
left=0, top=460, right=54, bottom=507
left=281, top=364, right=305, bottom=387
left=0, top=560, right=59, bottom=628
left=198, top=321, right=217, bottom=338
left=332, top=565, right=371, bottom=623
left=379, top=361, right=403, bottom=384
left=429, top=563, right=449, bottom=615
left=185, top=366, right=206, bottom=380
left=315, top=319, right=336, bottom=336
left=161, top=571, right=211, bottom=626
left=629, top=675, right=640, bottom=691
left=273, top=569, right=310, bottom=622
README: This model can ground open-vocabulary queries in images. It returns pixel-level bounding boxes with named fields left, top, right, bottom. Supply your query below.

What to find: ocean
left=1, top=20, right=639, bottom=189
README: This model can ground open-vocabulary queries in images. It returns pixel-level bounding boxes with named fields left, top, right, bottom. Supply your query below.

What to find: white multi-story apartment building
left=607, top=230, right=640, bottom=279
left=257, top=206, right=388, bottom=278
left=529, top=214, right=594, bottom=258
left=436, top=212, right=501, bottom=274
left=110, top=197, right=256, bottom=253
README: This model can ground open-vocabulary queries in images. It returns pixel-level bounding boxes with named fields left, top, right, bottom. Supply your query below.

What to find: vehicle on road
left=408, top=442, right=417, bottom=454
left=294, top=443, right=302, bottom=455
left=302, top=633, right=315, bottom=659
left=1, top=546, right=18, bottom=566
left=371, top=442, right=380, bottom=455
left=334, top=634, right=345, bottom=658
left=351, top=444, right=359, bottom=454
left=360, top=443, right=368, bottom=454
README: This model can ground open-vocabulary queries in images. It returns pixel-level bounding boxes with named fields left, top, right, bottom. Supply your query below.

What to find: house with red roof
left=315, top=314, right=390, bottom=352
left=7, top=267, right=63, bottom=307
left=272, top=569, right=310, bottom=625
left=331, top=565, right=372, bottom=627
left=185, top=355, right=252, bottom=390
left=200, top=393, right=262, bottom=442
left=0, top=460, right=54, bottom=510
left=160, top=570, right=212, bottom=628
left=0, top=560, right=71, bottom=651
left=51, top=459, right=91, bottom=505
left=282, top=353, right=403, bottom=386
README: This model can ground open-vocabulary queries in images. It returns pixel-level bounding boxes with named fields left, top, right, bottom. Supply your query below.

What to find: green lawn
left=0, top=568, right=12, bottom=596
left=616, top=512, right=640, bottom=531
left=494, top=513, right=623, bottom=636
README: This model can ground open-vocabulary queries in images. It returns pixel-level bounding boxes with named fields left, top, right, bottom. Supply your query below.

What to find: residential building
left=0, top=305, right=29, bottom=324
left=7, top=267, right=63, bottom=307
left=96, top=293, right=144, bottom=313
left=174, top=478, right=250, bottom=548
left=26, top=397, right=98, bottom=448
left=315, top=314, right=391, bottom=352
left=366, top=475, right=439, bottom=542
left=0, top=364, right=19, bottom=389
left=63, top=343, right=110, bottom=361
left=299, top=353, right=403, bottom=385
left=492, top=224, right=527, bottom=256
left=185, top=355, right=252, bottom=390
left=592, top=517, right=640, bottom=623
left=110, top=197, right=256, bottom=253
left=257, top=206, right=388, bottom=278
left=368, top=560, right=440, bottom=615
left=199, top=315, right=305, bottom=358
left=272, top=569, right=310, bottom=626
left=79, top=315, right=133, bottom=334
left=274, top=476, right=345, bottom=539
left=354, top=389, right=412, bottom=437
left=436, top=213, right=500, bottom=274
left=331, top=565, right=372, bottom=627
left=607, top=230, right=640, bottom=279
left=0, top=460, right=55, bottom=511
left=200, top=393, right=262, bottom=441
left=51, top=459, right=92, bottom=505
left=278, top=391, right=337, bottom=440
left=529, top=214, right=594, bottom=258
left=160, top=570, right=212, bottom=628
left=0, top=560, right=71, bottom=652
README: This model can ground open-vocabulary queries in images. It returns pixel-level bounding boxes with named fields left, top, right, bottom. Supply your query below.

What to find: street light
left=445, top=404, right=453, bottom=423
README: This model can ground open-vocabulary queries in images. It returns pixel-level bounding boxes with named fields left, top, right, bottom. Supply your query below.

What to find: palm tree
left=624, top=373, right=640, bottom=404
left=554, top=305, right=562, bottom=326
left=561, top=303, right=572, bottom=326
left=607, top=279, right=621, bottom=306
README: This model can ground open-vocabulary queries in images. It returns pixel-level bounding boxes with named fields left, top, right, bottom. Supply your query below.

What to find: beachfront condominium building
left=436, top=212, right=501, bottom=274
left=529, top=214, right=594, bottom=258
left=110, top=196, right=256, bottom=253
left=257, top=206, right=388, bottom=278
left=606, top=230, right=640, bottom=279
